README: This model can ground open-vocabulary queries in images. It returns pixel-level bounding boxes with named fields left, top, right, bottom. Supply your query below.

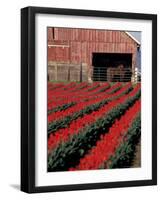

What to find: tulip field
left=47, top=82, right=141, bottom=172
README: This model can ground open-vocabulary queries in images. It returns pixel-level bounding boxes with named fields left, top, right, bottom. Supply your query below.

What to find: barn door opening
left=92, top=53, right=132, bottom=82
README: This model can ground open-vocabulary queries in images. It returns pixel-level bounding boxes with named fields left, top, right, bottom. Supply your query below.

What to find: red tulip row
left=69, top=99, right=141, bottom=171
left=48, top=82, right=110, bottom=105
left=48, top=82, right=73, bottom=92
left=48, top=83, right=90, bottom=104
left=49, top=82, right=116, bottom=103
left=48, top=82, right=99, bottom=97
left=47, top=82, right=119, bottom=111
left=47, top=82, right=64, bottom=91
left=48, top=82, right=88, bottom=99
left=47, top=82, right=101, bottom=108
left=48, top=83, right=125, bottom=123
left=47, top=83, right=132, bottom=135
left=48, top=82, right=77, bottom=97
left=48, top=84, right=140, bottom=151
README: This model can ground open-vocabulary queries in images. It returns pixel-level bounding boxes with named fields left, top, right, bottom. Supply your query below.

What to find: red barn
left=47, top=28, right=140, bottom=82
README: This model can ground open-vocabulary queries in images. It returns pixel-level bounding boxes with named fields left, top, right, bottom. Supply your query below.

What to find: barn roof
left=125, top=32, right=141, bottom=46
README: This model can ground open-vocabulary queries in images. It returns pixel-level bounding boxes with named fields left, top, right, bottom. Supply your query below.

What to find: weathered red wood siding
left=48, top=28, right=138, bottom=67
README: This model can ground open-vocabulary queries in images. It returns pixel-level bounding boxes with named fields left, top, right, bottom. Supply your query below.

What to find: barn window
left=92, top=53, right=132, bottom=82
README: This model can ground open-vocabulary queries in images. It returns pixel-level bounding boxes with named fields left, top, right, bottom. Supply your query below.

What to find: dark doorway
left=92, top=53, right=132, bottom=82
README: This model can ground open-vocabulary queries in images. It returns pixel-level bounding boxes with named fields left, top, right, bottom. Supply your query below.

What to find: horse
left=107, top=64, right=131, bottom=82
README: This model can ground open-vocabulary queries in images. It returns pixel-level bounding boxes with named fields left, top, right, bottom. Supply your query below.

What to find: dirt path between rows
left=131, top=138, right=141, bottom=168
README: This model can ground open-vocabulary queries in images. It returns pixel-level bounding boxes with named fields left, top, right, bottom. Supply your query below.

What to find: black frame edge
left=152, top=14, right=157, bottom=185
left=21, top=7, right=30, bottom=192
left=21, top=7, right=35, bottom=193
left=24, top=6, right=156, bottom=19
left=33, top=180, right=155, bottom=193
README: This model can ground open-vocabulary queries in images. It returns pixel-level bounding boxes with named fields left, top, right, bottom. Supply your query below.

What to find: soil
left=131, top=138, right=141, bottom=168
